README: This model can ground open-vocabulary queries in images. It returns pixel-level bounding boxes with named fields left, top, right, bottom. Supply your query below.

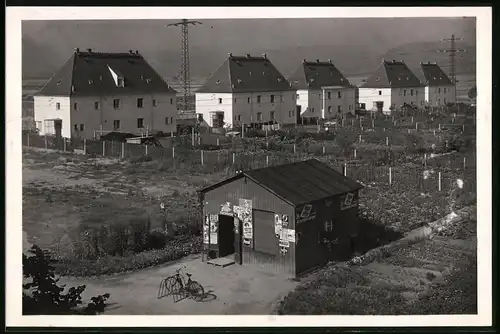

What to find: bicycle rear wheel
left=158, top=276, right=179, bottom=299
left=187, top=281, right=205, bottom=301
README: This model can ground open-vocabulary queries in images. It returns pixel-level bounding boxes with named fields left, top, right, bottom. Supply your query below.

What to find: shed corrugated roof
left=36, top=50, right=176, bottom=97
left=196, top=54, right=295, bottom=93
left=288, top=60, right=353, bottom=90
left=420, top=62, right=454, bottom=86
left=360, top=60, right=424, bottom=89
left=200, top=159, right=363, bottom=206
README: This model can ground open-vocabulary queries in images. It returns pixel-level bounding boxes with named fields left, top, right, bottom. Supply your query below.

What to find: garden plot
left=277, top=224, right=477, bottom=315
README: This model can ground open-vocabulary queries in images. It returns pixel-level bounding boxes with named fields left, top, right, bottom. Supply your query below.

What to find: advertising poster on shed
left=296, top=203, right=316, bottom=224
left=239, top=199, right=253, bottom=246
left=340, top=192, right=358, bottom=211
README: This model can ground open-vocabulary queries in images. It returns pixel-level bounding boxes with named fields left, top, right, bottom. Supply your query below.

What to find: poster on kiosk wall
left=239, top=199, right=253, bottom=246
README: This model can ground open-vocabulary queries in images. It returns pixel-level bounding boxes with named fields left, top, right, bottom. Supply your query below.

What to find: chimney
left=428, top=61, right=431, bottom=64
left=129, top=49, right=133, bottom=54
left=262, top=53, right=267, bottom=59
left=135, top=50, right=139, bottom=55
left=328, top=59, right=332, bottom=64
left=393, top=60, right=396, bottom=63
left=246, top=53, right=251, bottom=58
left=400, top=60, right=404, bottom=63
left=302, top=59, right=307, bottom=63
left=75, top=48, right=80, bottom=53
left=87, top=48, right=92, bottom=53
left=316, top=59, right=320, bottom=63
left=228, top=53, right=233, bottom=57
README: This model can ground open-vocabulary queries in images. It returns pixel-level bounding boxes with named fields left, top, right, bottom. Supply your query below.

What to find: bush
left=54, top=235, right=203, bottom=277
left=23, top=245, right=110, bottom=315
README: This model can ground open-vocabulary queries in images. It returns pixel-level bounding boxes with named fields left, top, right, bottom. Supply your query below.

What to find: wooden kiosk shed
left=199, top=159, right=364, bottom=278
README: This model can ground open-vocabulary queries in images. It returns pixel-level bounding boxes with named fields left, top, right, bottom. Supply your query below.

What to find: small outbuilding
left=199, top=158, right=363, bottom=278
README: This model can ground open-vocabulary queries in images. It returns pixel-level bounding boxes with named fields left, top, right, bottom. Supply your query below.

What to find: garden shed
left=199, top=158, right=364, bottom=278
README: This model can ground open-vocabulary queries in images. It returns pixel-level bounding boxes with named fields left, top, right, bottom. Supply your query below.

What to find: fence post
left=266, top=155, right=269, bottom=166
left=191, top=127, right=195, bottom=147
left=217, top=138, right=220, bottom=147
left=424, top=153, right=427, bottom=167
left=63, top=138, right=66, bottom=152
left=372, top=119, right=374, bottom=128
left=407, top=129, right=411, bottom=134
left=84, top=139, right=87, bottom=155
left=462, top=124, right=465, bottom=133
left=389, top=167, right=392, bottom=185
left=358, top=134, right=362, bottom=143
left=439, top=124, right=441, bottom=130
left=463, top=156, right=466, bottom=170
left=172, top=146, right=175, bottom=159
left=354, top=148, right=357, bottom=158
left=415, top=122, right=418, bottom=130
left=44, top=135, right=48, bottom=149
left=433, top=130, right=436, bottom=136
left=411, top=116, right=414, bottom=124
left=27, top=132, right=30, bottom=147
left=201, top=150, right=204, bottom=165
left=343, top=163, right=347, bottom=177
left=121, top=142, right=125, bottom=159
left=232, top=152, right=235, bottom=165
left=386, top=136, right=389, bottom=146
left=342, top=118, right=345, bottom=127
left=322, top=146, right=326, bottom=155
left=438, top=172, right=442, bottom=191
left=445, top=140, right=448, bottom=150
left=293, top=144, right=296, bottom=154
left=103, top=141, right=107, bottom=156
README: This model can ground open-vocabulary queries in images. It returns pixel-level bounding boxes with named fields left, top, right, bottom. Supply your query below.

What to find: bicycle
left=158, top=267, right=205, bottom=302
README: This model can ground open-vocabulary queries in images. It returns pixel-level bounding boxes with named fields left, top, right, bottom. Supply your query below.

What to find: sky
left=22, top=17, right=476, bottom=79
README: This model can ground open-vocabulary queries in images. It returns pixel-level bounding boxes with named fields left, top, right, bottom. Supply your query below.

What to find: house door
left=296, top=106, right=302, bottom=124
left=218, top=214, right=235, bottom=257
left=373, top=101, right=384, bottom=113
left=234, top=218, right=243, bottom=265
left=54, top=119, right=62, bottom=139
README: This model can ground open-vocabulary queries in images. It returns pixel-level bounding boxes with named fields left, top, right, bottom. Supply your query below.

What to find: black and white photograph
left=5, top=6, right=492, bottom=328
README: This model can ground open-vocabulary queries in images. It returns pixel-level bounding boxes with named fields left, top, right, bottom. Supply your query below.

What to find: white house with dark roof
left=419, top=62, right=456, bottom=106
left=358, top=60, right=425, bottom=114
left=195, top=53, right=297, bottom=129
left=288, top=59, right=356, bottom=121
left=34, top=48, right=177, bottom=139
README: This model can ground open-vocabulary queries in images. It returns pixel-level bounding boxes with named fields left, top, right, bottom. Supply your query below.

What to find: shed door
left=296, top=220, right=324, bottom=276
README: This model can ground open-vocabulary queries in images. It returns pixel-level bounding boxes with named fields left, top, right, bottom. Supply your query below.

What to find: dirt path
left=59, top=255, right=298, bottom=315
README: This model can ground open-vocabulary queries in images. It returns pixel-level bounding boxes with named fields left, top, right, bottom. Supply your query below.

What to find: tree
left=23, top=245, right=110, bottom=315
left=468, top=86, right=477, bottom=100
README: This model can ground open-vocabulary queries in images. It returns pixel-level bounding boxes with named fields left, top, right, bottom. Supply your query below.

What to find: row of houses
left=33, top=49, right=455, bottom=139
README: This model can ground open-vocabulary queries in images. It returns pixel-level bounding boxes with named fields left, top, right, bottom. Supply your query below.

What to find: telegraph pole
left=168, top=19, right=202, bottom=112
left=438, top=34, right=467, bottom=102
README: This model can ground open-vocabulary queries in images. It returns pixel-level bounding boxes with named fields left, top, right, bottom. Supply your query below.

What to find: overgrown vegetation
left=23, top=245, right=110, bottom=315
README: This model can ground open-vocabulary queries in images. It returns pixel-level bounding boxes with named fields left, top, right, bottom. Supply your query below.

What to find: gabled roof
left=420, top=62, right=454, bottom=86
left=360, top=60, right=424, bottom=89
left=200, top=159, right=363, bottom=207
left=36, top=49, right=176, bottom=97
left=288, top=59, right=353, bottom=90
left=196, top=53, right=295, bottom=94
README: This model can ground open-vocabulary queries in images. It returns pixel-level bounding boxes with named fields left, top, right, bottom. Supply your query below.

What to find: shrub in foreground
left=23, top=245, right=110, bottom=315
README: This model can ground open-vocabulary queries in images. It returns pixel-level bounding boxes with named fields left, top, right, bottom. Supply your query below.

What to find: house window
left=319, top=93, right=322, bottom=100
left=247, top=97, right=251, bottom=104
left=404, top=90, right=407, bottom=96
left=327, top=92, right=331, bottom=99
left=113, top=120, right=120, bottom=130
left=74, top=124, right=78, bottom=131
left=292, top=109, right=295, bottom=116
left=289, top=110, right=292, bottom=117
left=165, top=117, right=170, bottom=125
left=337, top=105, right=342, bottom=113
left=416, top=90, right=419, bottom=96
left=311, top=108, right=315, bottom=113
left=56, top=102, right=61, bottom=110
left=411, top=89, right=414, bottom=96
left=280, top=96, right=284, bottom=102
left=137, top=98, right=144, bottom=108
left=327, top=106, right=332, bottom=113
left=234, top=98, right=237, bottom=104
left=399, top=90, right=402, bottom=96
left=378, top=91, right=382, bottom=96
left=438, top=88, right=441, bottom=94
left=296, top=94, right=300, bottom=100
left=444, top=88, right=447, bottom=93
left=238, top=115, right=241, bottom=121
left=257, top=95, right=261, bottom=103
left=270, top=95, right=275, bottom=103
left=94, top=101, right=100, bottom=110
left=338, top=91, right=342, bottom=98
left=117, top=77, right=124, bottom=87
left=170, top=98, right=173, bottom=105
left=349, top=105, right=352, bottom=110
left=257, top=112, right=262, bottom=122
left=438, top=98, right=441, bottom=104
left=219, top=98, right=223, bottom=104
left=152, top=99, right=157, bottom=107
left=73, top=103, right=78, bottom=110
left=171, top=117, right=174, bottom=124
left=113, top=99, right=121, bottom=109
left=137, top=118, right=144, bottom=128
left=270, top=111, right=275, bottom=120
left=444, top=98, right=447, bottom=104
left=79, top=124, right=84, bottom=131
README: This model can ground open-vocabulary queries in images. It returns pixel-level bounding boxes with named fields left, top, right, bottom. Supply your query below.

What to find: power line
left=167, top=19, right=202, bottom=112
left=438, top=34, right=467, bottom=102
